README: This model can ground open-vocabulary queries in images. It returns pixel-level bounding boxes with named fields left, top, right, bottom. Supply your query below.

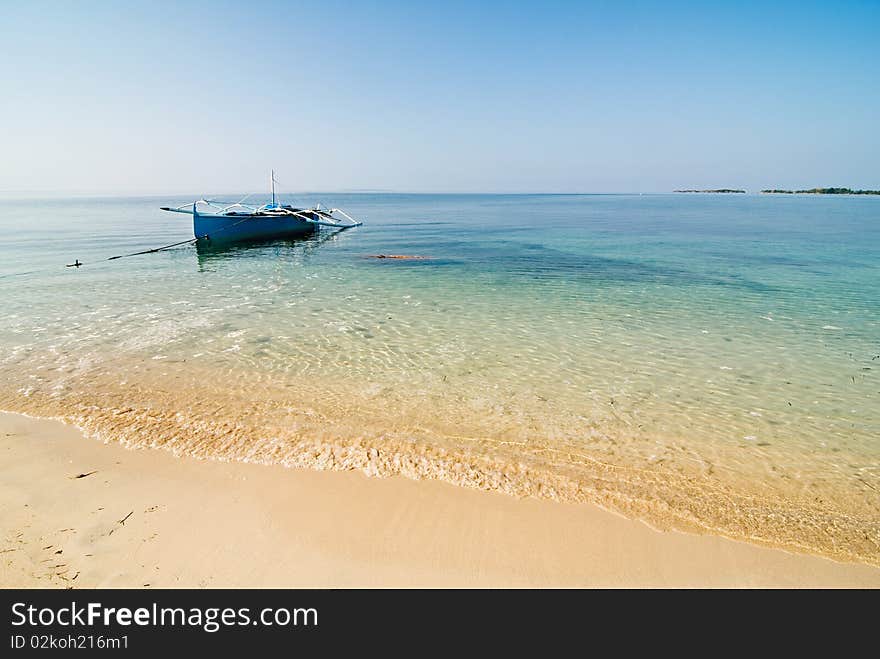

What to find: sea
left=1, top=193, right=877, bottom=564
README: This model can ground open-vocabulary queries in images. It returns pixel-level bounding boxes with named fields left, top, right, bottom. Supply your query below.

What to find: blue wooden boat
left=160, top=171, right=362, bottom=244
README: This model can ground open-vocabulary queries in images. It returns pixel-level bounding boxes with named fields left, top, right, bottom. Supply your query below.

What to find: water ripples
left=1, top=193, right=878, bottom=563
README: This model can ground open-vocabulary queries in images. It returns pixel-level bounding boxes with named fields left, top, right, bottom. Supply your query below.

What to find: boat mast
left=271, top=169, right=276, bottom=207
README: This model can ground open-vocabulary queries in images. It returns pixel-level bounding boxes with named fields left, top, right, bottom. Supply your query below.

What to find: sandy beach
left=2, top=411, right=878, bottom=588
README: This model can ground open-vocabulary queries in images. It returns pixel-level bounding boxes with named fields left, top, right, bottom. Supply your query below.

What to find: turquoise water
left=1, top=193, right=878, bottom=563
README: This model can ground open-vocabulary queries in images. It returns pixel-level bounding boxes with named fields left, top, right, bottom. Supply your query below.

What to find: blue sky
left=1, top=1, right=878, bottom=194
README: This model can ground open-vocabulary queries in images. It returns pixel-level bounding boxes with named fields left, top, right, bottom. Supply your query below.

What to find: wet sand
left=1, top=411, right=878, bottom=588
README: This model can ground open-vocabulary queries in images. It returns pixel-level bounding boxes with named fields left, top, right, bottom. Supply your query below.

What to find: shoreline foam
left=2, top=410, right=879, bottom=588
left=2, top=357, right=878, bottom=569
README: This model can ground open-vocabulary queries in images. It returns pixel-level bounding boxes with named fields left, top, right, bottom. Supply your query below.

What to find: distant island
left=673, top=187, right=880, bottom=195
left=674, top=189, right=745, bottom=194
left=760, top=188, right=880, bottom=195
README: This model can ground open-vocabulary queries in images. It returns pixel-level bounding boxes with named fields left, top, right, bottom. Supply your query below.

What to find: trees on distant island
left=760, top=188, right=880, bottom=195
left=674, top=188, right=880, bottom=195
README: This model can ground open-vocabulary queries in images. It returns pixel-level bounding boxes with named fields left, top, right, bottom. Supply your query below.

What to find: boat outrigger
left=160, top=171, right=362, bottom=244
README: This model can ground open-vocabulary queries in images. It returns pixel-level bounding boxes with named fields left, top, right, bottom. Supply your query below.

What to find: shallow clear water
left=1, top=193, right=878, bottom=563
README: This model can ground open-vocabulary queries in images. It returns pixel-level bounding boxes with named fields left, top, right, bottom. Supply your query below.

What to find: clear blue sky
left=2, top=1, right=878, bottom=194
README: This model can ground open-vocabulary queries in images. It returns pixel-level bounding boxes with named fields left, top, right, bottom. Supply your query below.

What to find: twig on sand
left=858, top=478, right=877, bottom=492
left=70, top=471, right=98, bottom=480
left=109, top=511, right=134, bottom=536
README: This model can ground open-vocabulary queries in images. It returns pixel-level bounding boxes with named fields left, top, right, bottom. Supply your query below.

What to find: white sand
left=1, top=411, right=878, bottom=588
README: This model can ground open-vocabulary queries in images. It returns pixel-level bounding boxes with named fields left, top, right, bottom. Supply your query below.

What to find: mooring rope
left=107, top=236, right=199, bottom=260
left=103, top=214, right=255, bottom=262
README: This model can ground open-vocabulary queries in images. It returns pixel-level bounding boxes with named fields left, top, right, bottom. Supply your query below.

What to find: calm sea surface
left=1, top=193, right=878, bottom=563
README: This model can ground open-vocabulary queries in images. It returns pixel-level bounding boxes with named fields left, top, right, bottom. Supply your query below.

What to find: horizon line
left=3, top=189, right=877, bottom=201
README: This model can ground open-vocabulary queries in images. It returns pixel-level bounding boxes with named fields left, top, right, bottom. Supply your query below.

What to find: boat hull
left=194, top=213, right=316, bottom=244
